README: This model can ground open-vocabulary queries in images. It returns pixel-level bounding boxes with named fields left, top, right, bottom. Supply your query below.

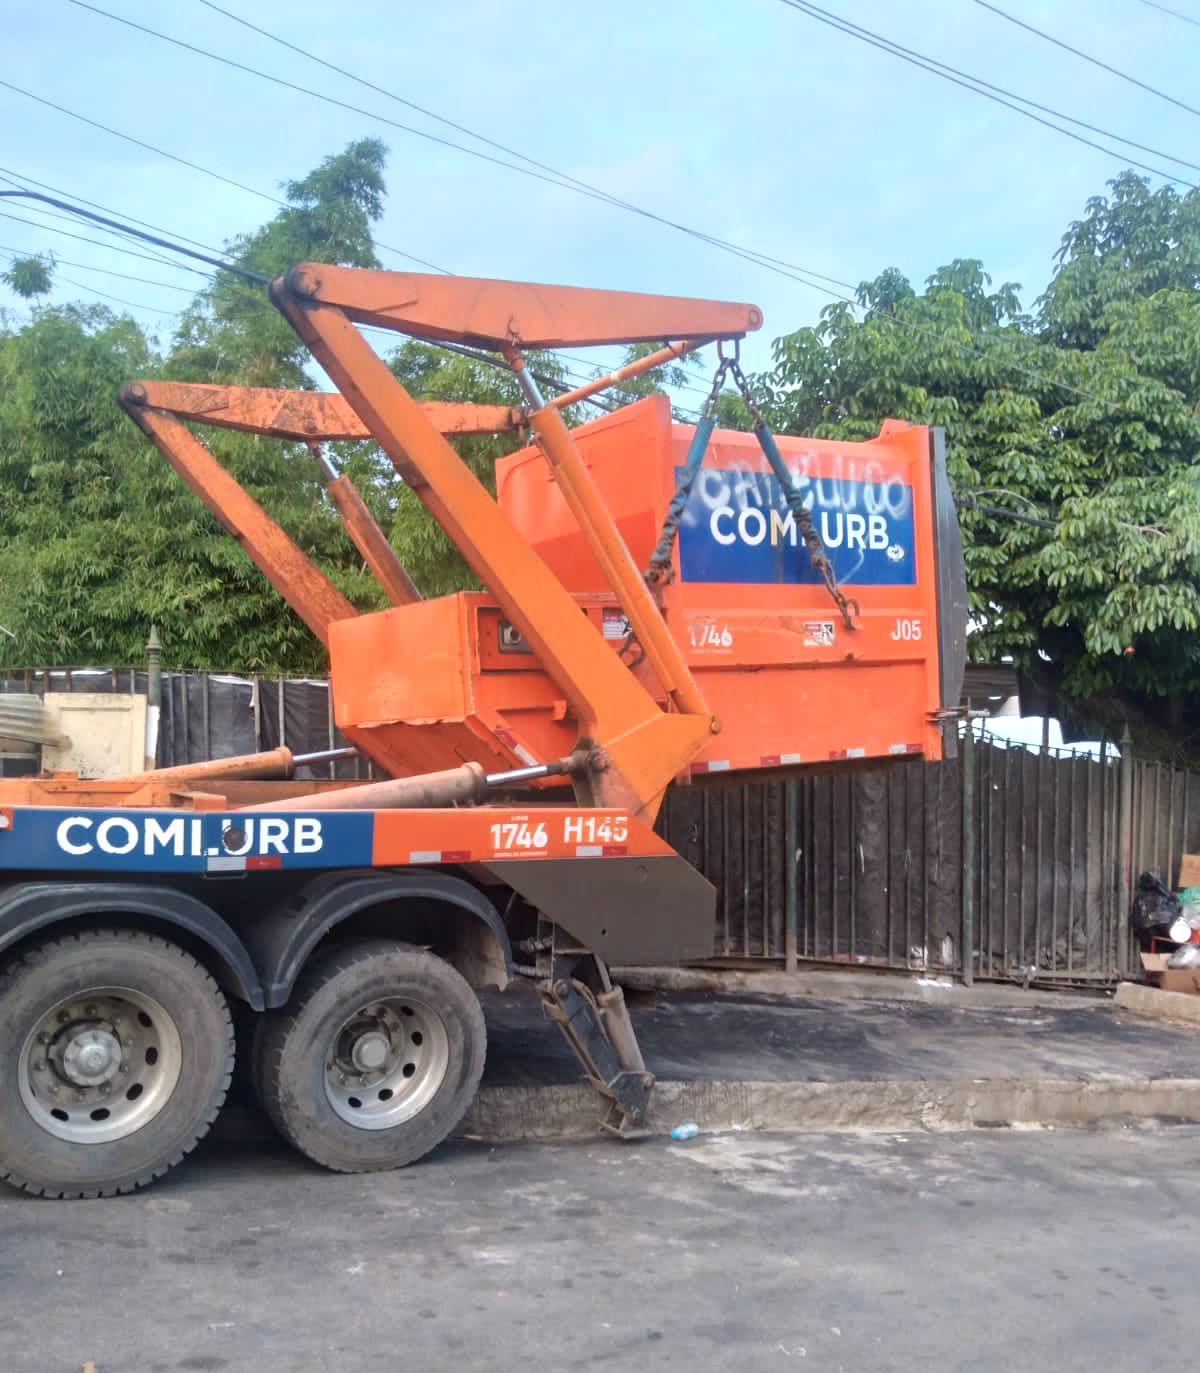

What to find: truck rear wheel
left=256, top=940, right=485, bottom=1173
left=0, top=929, right=234, bottom=1198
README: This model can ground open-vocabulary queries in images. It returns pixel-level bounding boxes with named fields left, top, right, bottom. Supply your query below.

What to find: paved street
left=1, top=1122, right=1191, bottom=1372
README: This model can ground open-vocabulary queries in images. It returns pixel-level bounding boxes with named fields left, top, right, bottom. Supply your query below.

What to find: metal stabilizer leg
left=540, top=955, right=655, bottom=1139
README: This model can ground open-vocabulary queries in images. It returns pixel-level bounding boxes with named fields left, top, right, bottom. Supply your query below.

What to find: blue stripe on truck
left=0, top=809, right=375, bottom=874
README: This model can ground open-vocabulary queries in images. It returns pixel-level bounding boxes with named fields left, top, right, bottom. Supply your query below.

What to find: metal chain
left=727, top=356, right=859, bottom=632
left=644, top=355, right=732, bottom=584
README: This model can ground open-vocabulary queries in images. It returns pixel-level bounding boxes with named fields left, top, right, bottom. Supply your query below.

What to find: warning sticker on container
left=803, top=621, right=835, bottom=647
left=602, top=608, right=632, bottom=641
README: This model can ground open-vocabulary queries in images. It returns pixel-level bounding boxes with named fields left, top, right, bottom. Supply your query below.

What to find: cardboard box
left=1139, top=951, right=1200, bottom=995
left=1161, top=968, right=1200, bottom=995
left=1179, top=853, right=1200, bottom=888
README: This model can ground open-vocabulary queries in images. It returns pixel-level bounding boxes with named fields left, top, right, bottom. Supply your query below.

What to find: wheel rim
left=18, top=986, right=183, bottom=1145
left=323, top=996, right=450, bottom=1130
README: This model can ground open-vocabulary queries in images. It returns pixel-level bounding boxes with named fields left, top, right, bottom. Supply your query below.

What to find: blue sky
left=2, top=0, right=1198, bottom=390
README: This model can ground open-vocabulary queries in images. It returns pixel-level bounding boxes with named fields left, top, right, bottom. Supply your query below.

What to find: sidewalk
left=460, top=983, right=1200, bottom=1140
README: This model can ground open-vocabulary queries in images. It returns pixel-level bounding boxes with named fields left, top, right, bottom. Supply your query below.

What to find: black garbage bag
left=1129, top=871, right=1181, bottom=949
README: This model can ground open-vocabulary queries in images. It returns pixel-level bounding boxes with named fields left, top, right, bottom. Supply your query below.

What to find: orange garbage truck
left=0, top=269, right=966, bottom=1196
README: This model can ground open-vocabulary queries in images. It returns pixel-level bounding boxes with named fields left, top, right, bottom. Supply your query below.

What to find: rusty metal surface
left=121, top=381, right=521, bottom=440
left=119, top=404, right=356, bottom=646
left=108, top=747, right=295, bottom=786
left=241, top=762, right=487, bottom=812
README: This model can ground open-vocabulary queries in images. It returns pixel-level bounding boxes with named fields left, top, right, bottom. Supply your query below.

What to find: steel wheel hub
left=19, top=987, right=183, bottom=1145
left=58, top=1026, right=123, bottom=1086
left=324, top=997, right=450, bottom=1130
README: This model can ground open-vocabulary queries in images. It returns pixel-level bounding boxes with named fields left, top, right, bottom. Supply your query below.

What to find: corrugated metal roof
left=0, top=694, right=62, bottom=747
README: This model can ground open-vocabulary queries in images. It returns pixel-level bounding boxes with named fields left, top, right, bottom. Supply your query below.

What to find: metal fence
left=5, top=666, right=1196, bottom=987
left=665, top=731, right=1200, bottom=988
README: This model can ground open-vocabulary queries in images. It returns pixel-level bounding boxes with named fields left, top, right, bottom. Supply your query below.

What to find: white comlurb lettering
left=144, top=817, right=185, bottom=856
left=259, top=818, right=290, bottom=855
left=711, top=508, right=736, bottom=545
left=294, top=819, right=323, bottom=854
left=820, top=511, right=844, bottom=547
left=769, top=509, right=796, bottom=546
left=846, top=513, right=867, bottom=551
left=738, top=508, right=767, bottom=546
left=868, top=514, right=889, bottom=549
left=58, top=817, right=94, bottom=856
left=96, top=817, right=138, bottom=856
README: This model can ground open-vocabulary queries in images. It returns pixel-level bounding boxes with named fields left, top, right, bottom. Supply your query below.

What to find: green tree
left=0, top=141, right=396, bottom=672
left=1, top=254, right=54, bottom=304
left=758, top=173, right=1200, bottom=753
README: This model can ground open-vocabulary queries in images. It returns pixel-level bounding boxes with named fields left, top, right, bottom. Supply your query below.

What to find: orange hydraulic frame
left=263, top=267, right=761, bottom=818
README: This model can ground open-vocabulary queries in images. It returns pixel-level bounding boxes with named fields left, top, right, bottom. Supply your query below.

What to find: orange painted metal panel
left=497, top=396, right=948, bottom=766
left=280, top=265, right=761, bottom=349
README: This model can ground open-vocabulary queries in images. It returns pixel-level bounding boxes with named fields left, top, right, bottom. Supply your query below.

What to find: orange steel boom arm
left=121, top=381, right=523, bottom=442
left=269, top=268, right=763, bottom=819
left=119, top=396, right=356, bottom=646
left=278, top=265, right=761, bottom=349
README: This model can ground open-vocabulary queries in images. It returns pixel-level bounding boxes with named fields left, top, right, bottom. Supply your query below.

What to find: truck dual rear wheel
left=0, top=929, right=234, bottom=1198
left=256, top=941, right=486, bottom=1173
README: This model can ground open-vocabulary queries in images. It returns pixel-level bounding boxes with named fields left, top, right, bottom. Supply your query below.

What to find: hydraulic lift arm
left=270, top=267, right=761, bottom=819
left=119, top=381, right=526, bottom=617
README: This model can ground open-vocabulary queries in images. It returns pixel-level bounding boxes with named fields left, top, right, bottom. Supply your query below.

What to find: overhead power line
left=58, top=0, right=1162, bottom=410
left=0, top=164, right=692, bottom=408
left=65, top=0, right=854, bottom=297
left=0, top=240, right=196, bottom=293
left=0, top=79, right=446, bottom=275
left=975, top=0, right=1200, bottom=121
left=0, top=189, right=270, bottom=282
left=776, top=0, right=1196, bottom=187
left=1137, top=0, right=1200, bottom=28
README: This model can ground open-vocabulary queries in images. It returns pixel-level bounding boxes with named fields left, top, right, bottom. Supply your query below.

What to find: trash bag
left=1129, top=871, right=1182, bottom=949
left=1168, top=943, right=1200, bottom=969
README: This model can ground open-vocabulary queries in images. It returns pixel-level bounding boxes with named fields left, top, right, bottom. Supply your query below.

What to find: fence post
left=146, top=625, right=161, bottom=710
left=785, top=779, right=798, bottom=973
left=960, top=724, right=975, bottom=986
left=1118, top=725, right=1135, bottom=978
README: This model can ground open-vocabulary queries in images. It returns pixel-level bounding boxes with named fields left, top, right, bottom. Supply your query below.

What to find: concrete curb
left=1114, top=981, right=1200, bottom=1027
left=459, top=1076, right=1200, bottom=1140
left=613, top=966, right=1107, bottom=1010
left=214, top=1076, right=1200, bottom=1149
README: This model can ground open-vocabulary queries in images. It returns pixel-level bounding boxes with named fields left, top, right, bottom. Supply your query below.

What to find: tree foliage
left=1, top=254, right=53, bottom=302
left=0, top=140, right=392, bottom=672
left=756, top=173, right=1200, bottom=751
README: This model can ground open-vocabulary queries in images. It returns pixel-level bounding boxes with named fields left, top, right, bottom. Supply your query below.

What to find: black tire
left=0, top=929, right=234, bottom=1199
left=256, top=940, right=485, bottom=1173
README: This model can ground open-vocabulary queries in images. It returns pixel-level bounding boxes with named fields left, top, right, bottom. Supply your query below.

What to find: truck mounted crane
left=0, top=269, right=966, bottom=1196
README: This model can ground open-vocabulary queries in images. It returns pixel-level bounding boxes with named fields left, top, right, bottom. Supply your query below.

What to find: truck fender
left=0, top=881, right=264, bottom=1009
left=244, top=871, right=514, bottom=1009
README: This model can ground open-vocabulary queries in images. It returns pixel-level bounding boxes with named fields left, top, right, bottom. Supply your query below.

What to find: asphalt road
left=1, top=1124, right=1190, bottom=1372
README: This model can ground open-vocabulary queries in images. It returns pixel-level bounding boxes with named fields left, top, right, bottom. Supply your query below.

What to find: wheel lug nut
left=37, top=1032, right=49, bottom=1045
left=84, top=1004, right=97, bottom=1017
left=58, top=1011, right=70, bottom=1023
left=32, top=1060, right=44, bottom=1072
left=75, top=1091, right=86, bottom=1103
left=100, top=1083, right=111, bottom=1096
